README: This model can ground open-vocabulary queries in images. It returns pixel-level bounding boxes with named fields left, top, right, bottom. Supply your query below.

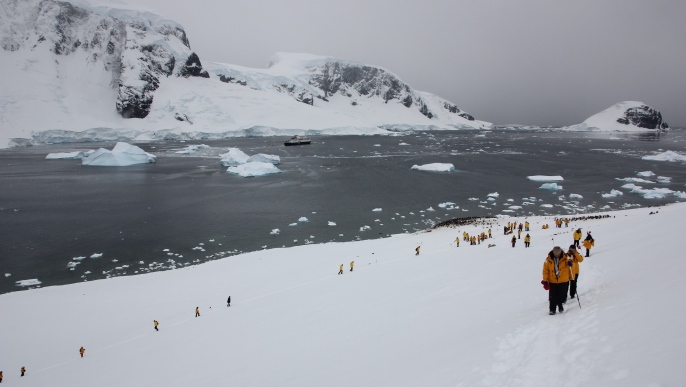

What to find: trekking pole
left=568, top=256, right=581, bottom=309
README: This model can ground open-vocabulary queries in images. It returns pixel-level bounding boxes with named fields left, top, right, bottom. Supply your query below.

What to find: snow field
left=1, top=204, right=685, bottom=386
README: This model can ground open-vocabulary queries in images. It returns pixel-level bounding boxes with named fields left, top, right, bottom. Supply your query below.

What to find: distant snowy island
left=0, top=1, right=671, bottom=149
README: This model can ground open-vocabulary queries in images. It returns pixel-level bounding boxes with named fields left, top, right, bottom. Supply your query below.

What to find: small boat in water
left=284, top=135, right=312, bottom=146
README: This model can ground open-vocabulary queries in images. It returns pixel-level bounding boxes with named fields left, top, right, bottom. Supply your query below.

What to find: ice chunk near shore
left=227, top=162, right=281, bottom=177
left=411, top=163, right=455, bottom=172
left=642, top=151, right=686, bottom=162
left=487, top=192, right=499, bottom=198
left=569, top=194, right=583, bottom=199
left=328, top=221, right=337, bottom=226
left=82, top=143, right=155, bottom=166
left=539, top=183, right=563, bottom=190
left=657, top=176, right=672, bottom=183
left=90, top=253, right=103, bottom=258
left=248, top=154, right=281, bottom=165
left=298, top=217, right=309, bottom=222
left=46, top=150, right=94, bottom=160
left=527, top=175, right=564, bottom=182
left=219, top=148, right=250, bottom=167
left=4, top=273, right=10, bottom=277
left=372, top=208, right=382, bottom=212
left=270, top=229, right=280, bottom=235
left=637, top=171, right=655, bottom=177
left=16, top=279, right=41, bottom=287
left=616, top=177, right=654, bottom=184
left=621, top=184, right=682, bottom=199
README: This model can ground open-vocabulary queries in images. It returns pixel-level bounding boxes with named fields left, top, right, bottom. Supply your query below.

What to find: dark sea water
left=1, top=129, right=685, bottom=293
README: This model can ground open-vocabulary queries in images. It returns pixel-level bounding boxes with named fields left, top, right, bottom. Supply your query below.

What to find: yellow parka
left=339, top=264, right=344, bottom=270
left=568, top=249, right=584, bottom=276
left=350, top=261, right=354, bottom=269
left=573, top=230, right=582, bottom=241
left=524, top=235, right=531, bottom=243
left=583, top=239, right=594, bottom=250
left=542, top=251, right=572, bottom=284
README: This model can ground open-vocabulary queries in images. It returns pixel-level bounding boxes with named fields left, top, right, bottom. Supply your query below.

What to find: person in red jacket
left=541, top=246, right=572, bottom=315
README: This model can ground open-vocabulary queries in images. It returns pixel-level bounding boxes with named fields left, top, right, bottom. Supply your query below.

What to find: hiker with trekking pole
left=541, top=246, right=572, bottom=315
left=567, top=245, right=583, bottom=308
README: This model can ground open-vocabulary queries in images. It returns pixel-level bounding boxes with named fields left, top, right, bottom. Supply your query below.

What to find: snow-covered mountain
left=0, top=0, right=489, bottom=148
left=564, top=101, right=669, bottom=132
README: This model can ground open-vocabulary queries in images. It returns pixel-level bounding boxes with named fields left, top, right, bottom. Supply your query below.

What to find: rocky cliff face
left=616, top=104, right=668, bottom=130
left=306, top=61, right=463, bottom=120
left=0, top=0, right=209, bottom=119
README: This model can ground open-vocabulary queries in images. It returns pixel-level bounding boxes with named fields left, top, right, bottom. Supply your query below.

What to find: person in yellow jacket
left=517, top=229, right=522, bottom=239
left=454, top=237, right=460, bottom=247
left=350, top=261, right=354, bottom=272
left=567, top=245, right=584, bottom=299
left=488, top=228, right=492, bottom=238
left=525, top=221, right=530, bottom=231
left=154, top=320, right=159, bottom=331
left=20, top=367, right=25, bottom=377
left=524, top=234, right=531, bottom=248
left=541, top=246, right=572, bottom=315
left=415, top=245, right=420, bottom=255
left=338, top=264, right=344, bottom=275
left=195, top=307, right=200, bottom=317
left=583, top=232, right=595, bottom=257
left=79, top=346, right=85, bottom=358
left=573, top=228, right=582, bottom=248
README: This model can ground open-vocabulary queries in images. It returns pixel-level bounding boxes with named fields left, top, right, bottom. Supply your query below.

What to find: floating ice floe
left=527, top=175, right=564, bottom=182
left=468, top=197, right=479, bottom=201
left=67, top=261, right=80, bottom=269
left=227, top=162, right=281, bottom=177
left=657, top=176, right=671, bottom=183
left=637, top=171, right=655, bottom=177
left=487, top=192, right=499, bottom=198
left=72, top=256, right=86, bottom=261
left=616, top=177, right=654, bottom=184
left=642, top=151, right=686, bottom=162
left=399, top=142, right=410, bottom=146
left=601, top=189, right=624, bottom=199
left=270, top=229, right=280, bottom=235
left=509, top=206, right=522, bottom=210
left=540, top=204, right=554, bottom=208
left=289, top=223, right=297, bottom=226
left=411, top=163, right=455, bottom=172
left=247, top=154, right=281, bottom=165
left=175, top=144, right=210, bottom=154
left=46, top=150, right=94, bottom=160
left=15, top=279, right=41, bottom=287
left=219, top=148, right=250, bottom=167
left=620, top=184, right=686, bottom=200
left=427, top=207, right=435, bottom=211
left=82, top=142, right=155, bottom=166
left=5, top=273, right=11, bottom=277
left=90, top=253, right=103, bottom=258
left=360, top=225, right=371, bottom=231
left=298, top=217, right=309, bottom=222
left=328, top=221, right=337, bottom=226
left=372, top=208, right=382, bottom=212
left=438, top=202, right=456, bottom=208
left=569, top=194, right=583, bottom=199
left=539, top=183, right=563, bottom=190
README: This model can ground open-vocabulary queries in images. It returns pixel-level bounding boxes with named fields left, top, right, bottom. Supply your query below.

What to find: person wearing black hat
left=583, top=231, right=595, bottom=257
left=542, top=246, right=572, bottom=315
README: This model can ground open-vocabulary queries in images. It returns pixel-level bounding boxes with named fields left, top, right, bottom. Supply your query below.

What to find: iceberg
left=411, top=163, right=455, bottom=172
left=527, top=175, right=564, bottom=182
left=46, top=150, right=94, bottom=160
left=642, top=151, right=686, bottom=162
left=539, top=183, right=562, bottom=190
left=227, top=162, right=281, bottom=177
left=219, top=148, right=250, bottom=167
left=82, top=142, right=156, bottom=166
left=247, top=153, right=281, bottom=165
left=15, top=279, right=41, bottom=287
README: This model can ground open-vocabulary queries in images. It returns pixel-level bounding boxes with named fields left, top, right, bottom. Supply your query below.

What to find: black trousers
left=570, top=274, right=579, bottom=297
left=549, top=282, right=568, bottom=312
left=574, top=240, right=580, bottom=248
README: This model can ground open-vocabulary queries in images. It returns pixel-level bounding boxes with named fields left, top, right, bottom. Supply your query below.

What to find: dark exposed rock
left=273, top=83, right=314, bottom=106
left=179, top=52, right=209, bottom=78
left=459, top=112, right=474, bottom=121
left=219, top=75, right=247, bottom=85
left=616, top=105, right=668, bottom=130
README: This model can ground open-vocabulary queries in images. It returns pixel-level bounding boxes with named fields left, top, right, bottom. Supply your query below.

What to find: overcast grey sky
left=98, top=0, right=686, bottom=126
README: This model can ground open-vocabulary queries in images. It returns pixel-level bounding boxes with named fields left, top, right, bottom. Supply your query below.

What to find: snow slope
left=564, top=101, right=669, bottom=132
left=1, top=203, right=684, bottom=386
